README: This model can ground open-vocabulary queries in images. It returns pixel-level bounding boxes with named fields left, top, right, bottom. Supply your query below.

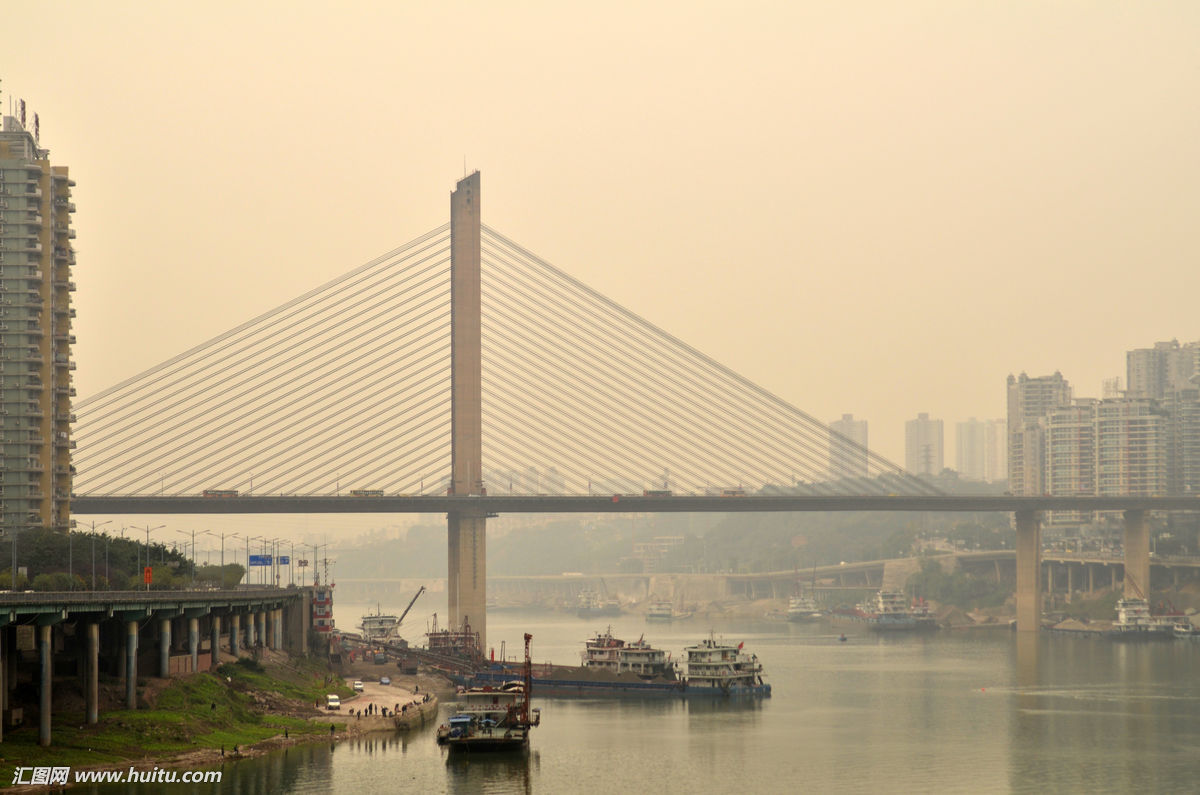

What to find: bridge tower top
left=450, top=171, right=482, bottom=496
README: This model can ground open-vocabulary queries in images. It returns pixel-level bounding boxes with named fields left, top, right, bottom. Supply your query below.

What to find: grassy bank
left=0, top=656, right=352, bottom=771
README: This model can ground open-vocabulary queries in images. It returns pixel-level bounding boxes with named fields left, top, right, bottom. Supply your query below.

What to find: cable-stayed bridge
left=72, top=229, right=927, bottom=499
left=69, top=173, right=1198, bottom=645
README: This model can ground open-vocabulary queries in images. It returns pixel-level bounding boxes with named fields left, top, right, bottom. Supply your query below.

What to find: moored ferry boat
left=576, top=589, right=621, bottom=618
left=359, top=606, right=401, bottom=642
left=583, top=626, right=677, bottom=678
left=681, top=632, right=771, bottom=696
left=647, top=600, right=675, bottom=621
left=460, top=628, right=769, bottom=698
left=1107, top=598, right=1174, bottom=641
left=786, top=594, right=823, bottom=622
left=831, top=591, right=937, bottom=632
left=438, top=634, right=541, bottom=752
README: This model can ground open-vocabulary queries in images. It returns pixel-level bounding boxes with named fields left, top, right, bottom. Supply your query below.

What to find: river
left=92, top=599, right=1200, bottom=793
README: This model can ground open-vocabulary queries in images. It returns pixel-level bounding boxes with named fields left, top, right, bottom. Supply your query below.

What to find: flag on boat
left=737, top=642, right=744, bottom=650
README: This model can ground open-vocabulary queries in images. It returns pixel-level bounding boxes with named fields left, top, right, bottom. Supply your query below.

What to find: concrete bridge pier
left=38, top=624, right=51, bottom=747
left=86, top=622, right=99, bottom=724
left=159, top=617, right=172, bottom=678
left=1124, top=509, right=1150, bottom=598
left=448, top=514, right=487, bottom=650
left=188, top=616, right=200, bottom=673
left=211, top=615, right=221, bottom=668
left=125, top=619, right=138, bottom=709
left=256, top=612, right=265, bottom=650
left=230, top=613, right=240, bottom=656
left=273, top=609, right=282, bottom=651
left=1015, top=510, right=1042, bottom=632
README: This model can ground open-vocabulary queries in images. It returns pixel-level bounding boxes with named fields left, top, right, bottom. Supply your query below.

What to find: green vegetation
left=0, top=657, right=343, bottom=769
left=0, top=527, right=245, bottom=590
left=907, top=558, right=1010, bottom=609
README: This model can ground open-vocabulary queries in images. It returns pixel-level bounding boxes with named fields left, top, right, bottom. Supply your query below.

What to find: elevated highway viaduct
left=0, top=588, right=315, bottom=747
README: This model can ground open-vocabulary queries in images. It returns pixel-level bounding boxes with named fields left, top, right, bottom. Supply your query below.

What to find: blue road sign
left=249, top=554, right=272, bottom=566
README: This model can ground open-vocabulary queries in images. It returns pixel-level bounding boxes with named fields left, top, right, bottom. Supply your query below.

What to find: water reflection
left=444, top=749, right=538, bottom=794
left=1008, top=634, right=1200, bottom=794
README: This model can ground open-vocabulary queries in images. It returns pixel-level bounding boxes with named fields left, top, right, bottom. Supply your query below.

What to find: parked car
left=326, top=694, right=341, bottom=710
left=379, top=676, right=391, bottom=686
left=352, top=680, right=364, bottom=692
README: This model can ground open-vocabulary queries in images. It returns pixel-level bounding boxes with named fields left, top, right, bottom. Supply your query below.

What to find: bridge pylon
left=447, top=172, right=487, bottom=650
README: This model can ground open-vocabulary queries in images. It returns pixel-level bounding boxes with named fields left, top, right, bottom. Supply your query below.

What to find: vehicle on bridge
left=202, top=489, right=239, bottom=498
left=350, top=489, right=384, bottom=497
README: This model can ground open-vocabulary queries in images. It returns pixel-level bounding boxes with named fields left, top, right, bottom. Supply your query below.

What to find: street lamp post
left=79, top=520, right=112, bottom=591
left=176, top=529, right=196, bottom=589
left=131, top=525, right=165, bottom=591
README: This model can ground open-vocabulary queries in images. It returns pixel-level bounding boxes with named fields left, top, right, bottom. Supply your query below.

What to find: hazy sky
left=5, top=1, right=1199, bottom=466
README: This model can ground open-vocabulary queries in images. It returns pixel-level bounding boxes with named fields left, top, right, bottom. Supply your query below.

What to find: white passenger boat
left=681, top=632, right=771, bottom=696
left=786, top=594, right=823, bottom=622
left=1108, top=598, right=1174, bottom=641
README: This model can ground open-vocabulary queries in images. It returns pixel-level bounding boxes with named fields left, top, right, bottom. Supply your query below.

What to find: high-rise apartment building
left=1007, top=372, right=1071, bottom=495
left=955, top=417, right=1006, bottom=482
left=1127, top=339, right=1200, bottom=399
left=1096, top=397, right=1168, bottom=497
left=0, top=107, right=75, bottom=535
left=829, top=413, right=868, bottom=479
left=905, top=413, right=943, bottom=476
left=1164, top=389, right=1200, bottom=496
left=1044, top=400, right=1097, bottom=527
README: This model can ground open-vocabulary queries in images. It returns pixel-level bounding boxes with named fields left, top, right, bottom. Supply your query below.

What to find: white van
left=326, top=694, right=341, bottom=710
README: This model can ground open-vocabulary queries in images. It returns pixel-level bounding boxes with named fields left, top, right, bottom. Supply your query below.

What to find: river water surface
left=94, top=602, right=1200, bottom=793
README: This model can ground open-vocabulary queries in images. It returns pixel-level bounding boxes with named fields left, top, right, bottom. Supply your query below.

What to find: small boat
left=1173, top=621, right=1200, bottom=640
left=681, top=632, right=771, bottom=696
left=438, top=634, right=540, bottom=752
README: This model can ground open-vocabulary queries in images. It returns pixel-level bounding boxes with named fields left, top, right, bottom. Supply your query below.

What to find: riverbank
left=0, top=649, right=439, bottom=786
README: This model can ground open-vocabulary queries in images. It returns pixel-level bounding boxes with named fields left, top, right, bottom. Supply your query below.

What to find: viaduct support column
left=125, top=620, right=138, bottom=709
left=1015, top=510, right=1042, bottom=633
left=86, top=622, right=99, bottom=725
left=448, top=171, right=487, bottom=650
left=1123, top=510, right=1150, bottom=599
left=211, top=616, right=221, bottom=668
left=230, top=613, right=240, bottom=656
left=274, top=610, right=282, bottom=651
left=256, top=612, right=265, bottom=651
left=159, top=617, right=172, bottom=678
left=188, top=617, right=199, bottom=673
left=38, top=624, right=51, bottom=747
